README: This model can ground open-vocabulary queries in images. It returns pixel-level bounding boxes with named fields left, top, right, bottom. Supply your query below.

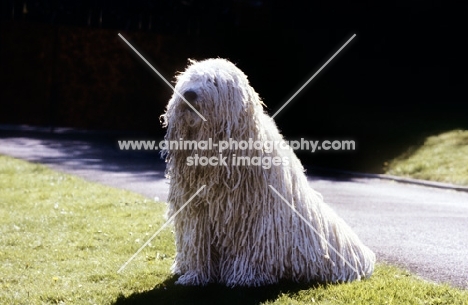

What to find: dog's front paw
left=175, top=271, right=210, bottom=286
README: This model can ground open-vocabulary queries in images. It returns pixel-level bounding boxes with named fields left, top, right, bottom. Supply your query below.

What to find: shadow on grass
left=113, top=275, right=321, bottom=305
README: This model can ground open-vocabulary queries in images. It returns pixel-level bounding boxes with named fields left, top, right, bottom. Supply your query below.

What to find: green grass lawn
left=384, top=129, right=468, bottom=185
left=1, top=155, right=467, bottom=304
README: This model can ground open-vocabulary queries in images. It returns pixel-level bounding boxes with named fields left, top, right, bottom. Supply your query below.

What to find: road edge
left=309, top=166, right=468, bottom=193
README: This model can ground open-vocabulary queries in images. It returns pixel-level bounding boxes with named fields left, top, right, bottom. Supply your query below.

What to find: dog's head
left=160, top=58, right=265, bottom=141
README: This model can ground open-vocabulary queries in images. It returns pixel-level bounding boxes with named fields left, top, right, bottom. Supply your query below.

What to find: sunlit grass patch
left=385, top=130, right=468, bottom=185
left=0, top=155, right=173, bottom=304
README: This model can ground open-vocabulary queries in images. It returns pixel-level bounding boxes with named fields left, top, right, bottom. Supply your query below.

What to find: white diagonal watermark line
left=268, top=185, right=361, bottom=276
left=117, top=185, right=206, bottom=273
left=271, top=34, right=356, bottom=119
left=118, top=33, right=207, bottom=122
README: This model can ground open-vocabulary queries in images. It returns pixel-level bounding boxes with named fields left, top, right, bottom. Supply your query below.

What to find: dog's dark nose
left=183, top=90, right=198, bottom=103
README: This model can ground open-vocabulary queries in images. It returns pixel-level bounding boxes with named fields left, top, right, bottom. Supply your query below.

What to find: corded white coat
left=160, top=58, right=375, bottom=287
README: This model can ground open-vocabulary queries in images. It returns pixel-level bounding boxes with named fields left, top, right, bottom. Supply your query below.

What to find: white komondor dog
left=160, top=58, right=375, bottom=287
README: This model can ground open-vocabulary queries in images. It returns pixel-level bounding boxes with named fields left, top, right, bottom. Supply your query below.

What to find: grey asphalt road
left=1, top=129, right=467, bottom=289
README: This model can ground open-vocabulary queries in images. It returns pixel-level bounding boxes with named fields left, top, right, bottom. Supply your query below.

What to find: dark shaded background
left=1, top=0, right=467, bottom=172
